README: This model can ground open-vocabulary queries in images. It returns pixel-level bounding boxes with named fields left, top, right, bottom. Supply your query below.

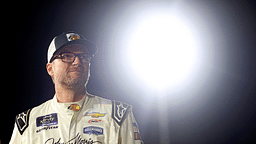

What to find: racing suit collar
left=52, top=94, right=87, bottom=115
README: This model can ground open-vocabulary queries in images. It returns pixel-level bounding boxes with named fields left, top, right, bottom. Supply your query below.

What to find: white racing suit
left=9, top=94, right=143, bottom=144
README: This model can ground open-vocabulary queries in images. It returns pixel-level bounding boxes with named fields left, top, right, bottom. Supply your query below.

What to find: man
left=10, top=32, right=143, bottom=144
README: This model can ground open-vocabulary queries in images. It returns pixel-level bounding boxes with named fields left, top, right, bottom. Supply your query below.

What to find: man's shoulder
left=89, top=94, right=132, bottom=106
left=88, top=94, right=112, bottom=105
left=14, top=98, right=53, bottom=135
left=31, top=98, right=53, bottom=114
left=15, top=108, right=32, bottom=135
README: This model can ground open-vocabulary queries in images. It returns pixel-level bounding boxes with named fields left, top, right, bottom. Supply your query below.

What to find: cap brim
left=58, top=39, right=98, bottom=56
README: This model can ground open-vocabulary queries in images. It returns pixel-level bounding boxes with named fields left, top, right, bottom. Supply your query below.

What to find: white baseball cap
left=47, top=32, right=98, bottom=63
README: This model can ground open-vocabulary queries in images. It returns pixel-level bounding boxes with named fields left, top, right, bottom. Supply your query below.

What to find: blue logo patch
left=83, top=126, right=103, bottom=135
left=36, top=113, right=58, bottom=127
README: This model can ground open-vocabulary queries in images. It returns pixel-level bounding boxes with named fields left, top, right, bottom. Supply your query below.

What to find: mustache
left=68, top=67, right=84, bottom=72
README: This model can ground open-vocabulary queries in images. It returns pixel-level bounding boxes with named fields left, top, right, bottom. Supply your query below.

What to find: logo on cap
left=66, top=33, right=80, bottom=41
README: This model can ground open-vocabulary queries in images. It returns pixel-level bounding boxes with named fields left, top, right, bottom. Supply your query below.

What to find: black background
left=3, top=0, right=256, bottom=143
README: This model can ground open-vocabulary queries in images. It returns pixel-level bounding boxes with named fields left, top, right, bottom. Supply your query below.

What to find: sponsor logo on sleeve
left=112, top=101, right=131, bottom=126
left=15, top=109, right=32, bottom=135
left=83, top=126, right=103, bottom=135
left=134, top=132, right=141, bottom=140
left=133, top=123, right=139, bottom=132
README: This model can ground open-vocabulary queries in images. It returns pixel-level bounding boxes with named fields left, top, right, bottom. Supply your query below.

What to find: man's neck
left=55, top=84, right=86, bottom=103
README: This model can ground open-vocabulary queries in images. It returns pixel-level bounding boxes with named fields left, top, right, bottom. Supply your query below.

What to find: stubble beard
left=56, top=71, right=90, bottom=90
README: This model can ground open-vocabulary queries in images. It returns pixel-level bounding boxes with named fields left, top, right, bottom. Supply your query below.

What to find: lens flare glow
left=127, top=14, right=198, bottom=89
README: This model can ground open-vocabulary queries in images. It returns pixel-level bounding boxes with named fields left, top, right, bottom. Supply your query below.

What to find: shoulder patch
left=15, top=109, right=32, bottom=135
left=112, top=100, right=131, bottom=126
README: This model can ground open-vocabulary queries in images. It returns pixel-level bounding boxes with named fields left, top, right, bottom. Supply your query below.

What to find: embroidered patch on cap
left=66, top=33, right=81, bottom=41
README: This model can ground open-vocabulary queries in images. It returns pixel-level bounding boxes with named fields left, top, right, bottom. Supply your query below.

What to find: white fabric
left=9, top=94, right=143, bottom=144
left=47, top=37, right=57, bottom=63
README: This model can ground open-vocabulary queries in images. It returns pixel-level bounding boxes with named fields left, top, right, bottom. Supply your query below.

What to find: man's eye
left=65, top=55, right=72, bottom=58
left=62, top=54, right=74, bottom=59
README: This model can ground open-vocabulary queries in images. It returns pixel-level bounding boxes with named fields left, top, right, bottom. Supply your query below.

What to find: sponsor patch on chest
left=36, top=113, right=58, bottom=127
left=88, top=119, right=104, bottom=124
left=83, top=126, right=103, bottom=135
left=85, top=112, right=106, bottom=118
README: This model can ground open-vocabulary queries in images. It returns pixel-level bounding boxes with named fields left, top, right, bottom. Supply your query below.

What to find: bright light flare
left=127, top=14, right=198, bottom=89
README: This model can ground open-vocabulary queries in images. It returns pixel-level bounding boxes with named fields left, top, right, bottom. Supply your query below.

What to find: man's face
left=47, top=44, right=91, bottom=89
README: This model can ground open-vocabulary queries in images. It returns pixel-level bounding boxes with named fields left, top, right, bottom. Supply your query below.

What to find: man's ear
left=46, top=63, right=54, bottom=77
